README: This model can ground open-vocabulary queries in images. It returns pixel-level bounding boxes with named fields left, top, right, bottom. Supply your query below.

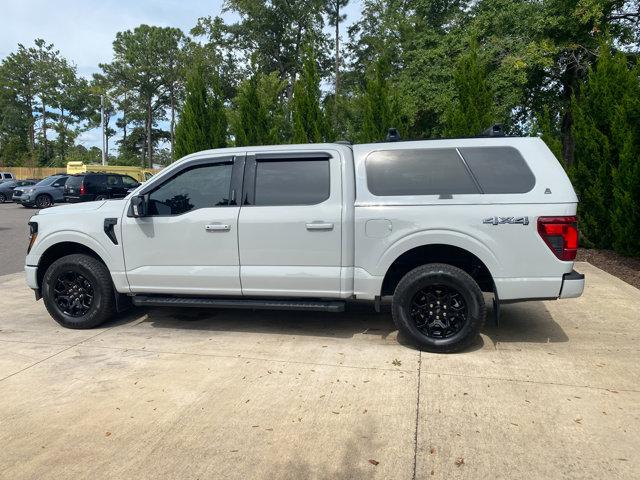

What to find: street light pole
left=100, top=94, right=107, bottom=166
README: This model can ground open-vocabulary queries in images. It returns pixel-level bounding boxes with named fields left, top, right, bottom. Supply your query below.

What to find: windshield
left=35, top=176, right=60, bottom=187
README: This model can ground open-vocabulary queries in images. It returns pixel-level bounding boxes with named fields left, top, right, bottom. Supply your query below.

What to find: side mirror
left=130, top=195, right=148, bottom=218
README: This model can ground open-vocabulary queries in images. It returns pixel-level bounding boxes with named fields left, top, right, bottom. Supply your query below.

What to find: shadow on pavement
left=121, top=301, right=397, bottom=340
left=112, top=297, right=568, bottom=349
left=483, top=301, right=569, bottom=345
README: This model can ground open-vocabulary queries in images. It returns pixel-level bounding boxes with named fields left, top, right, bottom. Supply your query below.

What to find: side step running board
left=131, top=295, right=345, bottom=313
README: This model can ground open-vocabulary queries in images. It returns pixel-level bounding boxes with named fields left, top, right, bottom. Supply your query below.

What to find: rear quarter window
left=365, top=148, right=480, bottom=196
left=459, top=146, right=535, bottom=194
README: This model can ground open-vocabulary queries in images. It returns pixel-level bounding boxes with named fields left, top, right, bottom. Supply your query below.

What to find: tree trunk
left=146, top=95, right=153, bottom=168
left=27, top=95, right=35, bottom=151
left=122, top=93, right=128, bottom=142
left=170, top=85, right=175, bottom=158
left=334, top=3, right=340, bottom=132
left=560, top=61, right=578, bottom=167
left=41, top=96, right=48, bottom=162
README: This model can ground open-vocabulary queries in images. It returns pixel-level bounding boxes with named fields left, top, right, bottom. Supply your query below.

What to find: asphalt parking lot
left=0, top=202, right=35, bottom=276
left=0, top=259, right=638, bottom=479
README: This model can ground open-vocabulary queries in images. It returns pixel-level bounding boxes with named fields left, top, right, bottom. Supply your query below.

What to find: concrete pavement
left=0, top=262, right=638, bottom=479
left=0, top=203, right=35, bottom=276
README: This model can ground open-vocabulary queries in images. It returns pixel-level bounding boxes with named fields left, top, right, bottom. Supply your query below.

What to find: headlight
left=27, top=221, right=38, bottom=253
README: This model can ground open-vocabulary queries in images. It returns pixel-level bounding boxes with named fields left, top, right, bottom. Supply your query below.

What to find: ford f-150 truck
left=25, top=137, right=584, bottom=352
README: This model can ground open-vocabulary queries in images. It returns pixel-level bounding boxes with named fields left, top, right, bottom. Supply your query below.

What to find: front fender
left=27, top=230, right=115, bottom=270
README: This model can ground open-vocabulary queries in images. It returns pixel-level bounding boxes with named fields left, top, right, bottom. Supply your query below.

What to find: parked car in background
left=0, top=180, right=36, bottom=203
left=63, top=173, right=140, bottom=203
left=0, top=172, right=15, bottom=183
left=13, top=175, right=69, bottom=208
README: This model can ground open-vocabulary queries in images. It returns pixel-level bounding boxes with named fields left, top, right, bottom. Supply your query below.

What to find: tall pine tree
left=360, top=53, right=399, bottom=143
left=571, top=46, right=639, bottom=250
left=445, top=39, right=495, bottom=137
left=174, top=63, right=226, bottom=159
left=292, top=45, right=325, bottom=143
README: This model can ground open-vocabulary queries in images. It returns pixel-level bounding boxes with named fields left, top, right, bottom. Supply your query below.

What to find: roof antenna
left=480, top=124, right=504, bottom=137
left=385, top=128, right=401, bottom=142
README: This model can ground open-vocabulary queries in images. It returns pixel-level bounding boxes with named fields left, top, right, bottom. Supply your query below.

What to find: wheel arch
left=377, top=231, right=499, bottom=296
left=36, top=241, right=109, bottom=292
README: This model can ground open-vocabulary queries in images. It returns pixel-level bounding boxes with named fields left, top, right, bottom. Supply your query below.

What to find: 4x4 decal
left=483, top=216, right=529, bottom=226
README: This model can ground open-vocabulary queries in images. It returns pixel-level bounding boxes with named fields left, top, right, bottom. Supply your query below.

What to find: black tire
left=35, top=194, right=53, bottom=208
left=0, top=193, right=6, bottom=203
left=42, top=254, right=116, bottom=329
left=392, top=263, right=485, bottom=353
left=95, top=195, right=107, bottom=201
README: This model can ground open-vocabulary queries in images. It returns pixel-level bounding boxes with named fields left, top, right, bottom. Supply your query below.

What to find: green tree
left=101, top=25, right=186, bottom=167
left=445, top=40, right=495, bottom=137
left=174, top=63, right=227, bottom=159
left=571, top=46, right=639, bottom=250
left=232, top=71, right=287, bottom=146
left=291, top=46, right=326, bottom=143
left=204, top=0, right=330, bottom=100
left=325, top=0, right=350, bottom=132
left=360, top=53, right=401, bottom=142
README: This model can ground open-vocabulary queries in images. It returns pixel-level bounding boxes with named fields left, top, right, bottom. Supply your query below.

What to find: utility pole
left=100, top=94, right=107, bottom=165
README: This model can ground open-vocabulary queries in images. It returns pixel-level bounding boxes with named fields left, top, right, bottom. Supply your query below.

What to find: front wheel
left=0, top=193, right=6, bottom=203
left=42, top=254, right=116, bottom=329
left=392, top=263, right=485, bottom=353
left=35, top=194, right=53, bottom=208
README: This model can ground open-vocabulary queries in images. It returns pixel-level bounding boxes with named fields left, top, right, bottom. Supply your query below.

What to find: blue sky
left=0, top=0, right=362, bottom=152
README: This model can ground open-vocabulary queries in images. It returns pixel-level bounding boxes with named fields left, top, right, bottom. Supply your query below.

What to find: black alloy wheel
left=410, top=285, right=467, bottom=339
left=52, top=271, right=95, bottom=317
left=42, top=253, right=116, bottom=329
left=392, top=263, right=485, bottom=353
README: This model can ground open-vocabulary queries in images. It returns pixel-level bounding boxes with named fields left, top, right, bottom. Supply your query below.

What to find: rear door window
left=107, top=175, right=123, bottom=187
left=459, top=147, right=535, bottom=194
left=51, top=177, right=68, bottom=187
left=365, top=149, right=479, bottom=196
left=252, top=159, right=330, bottom=206
left=65, top=176, right=82, bottom=188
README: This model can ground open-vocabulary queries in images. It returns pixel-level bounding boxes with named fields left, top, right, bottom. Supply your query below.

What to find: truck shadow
left=123, top=299, right=568, bottom=349
left=483, top=301, right=569, bottom=346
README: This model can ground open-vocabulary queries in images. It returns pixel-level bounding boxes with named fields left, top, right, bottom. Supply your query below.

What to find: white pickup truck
left=25, top=136, right=584, bottom=352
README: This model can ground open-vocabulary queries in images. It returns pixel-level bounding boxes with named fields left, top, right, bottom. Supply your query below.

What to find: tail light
left=537, top=216, right=578, bottom=261
left=80, top=183, right=86, bottom=195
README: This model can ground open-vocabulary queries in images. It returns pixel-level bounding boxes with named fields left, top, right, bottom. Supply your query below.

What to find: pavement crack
left=0, top=324, right=122, bottom=384
left=420, top=370, right=640, bottom=394
left=412, top=351, right=422, bottom=480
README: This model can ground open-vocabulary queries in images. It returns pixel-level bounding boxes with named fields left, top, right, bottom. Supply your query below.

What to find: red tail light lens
left=80, top=184, right=86, bottom=195
left=537, top=216, right=578, bottom=261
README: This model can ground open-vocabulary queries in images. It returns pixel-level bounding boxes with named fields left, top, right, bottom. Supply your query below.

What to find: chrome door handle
left=205, top=224, right=230, bottom=232
left=306, top=222, right=334, bottom=231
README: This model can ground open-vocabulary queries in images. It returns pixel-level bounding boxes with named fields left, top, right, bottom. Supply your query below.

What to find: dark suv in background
left=64, top=173, right=140, bottom=203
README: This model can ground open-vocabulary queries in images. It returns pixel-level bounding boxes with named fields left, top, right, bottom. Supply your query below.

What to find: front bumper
left=14, top=194, right=34, bottom=205
left=25, top=265, right=38, bottom=290
left=559, top=270, right=585, bottom=298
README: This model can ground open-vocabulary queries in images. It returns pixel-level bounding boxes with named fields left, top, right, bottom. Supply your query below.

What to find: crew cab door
left=238, top=151, right=343, bottom=297
left=121, top=155, right=244, bottom=295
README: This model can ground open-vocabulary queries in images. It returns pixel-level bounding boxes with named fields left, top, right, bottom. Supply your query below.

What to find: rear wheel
left=42, top=254, right=116, bottom=329
left=392, top=263, right=485, bottom=353
left=35, top=194, right=53, bottom=208
left=95, top=194, right=107, bottom=201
